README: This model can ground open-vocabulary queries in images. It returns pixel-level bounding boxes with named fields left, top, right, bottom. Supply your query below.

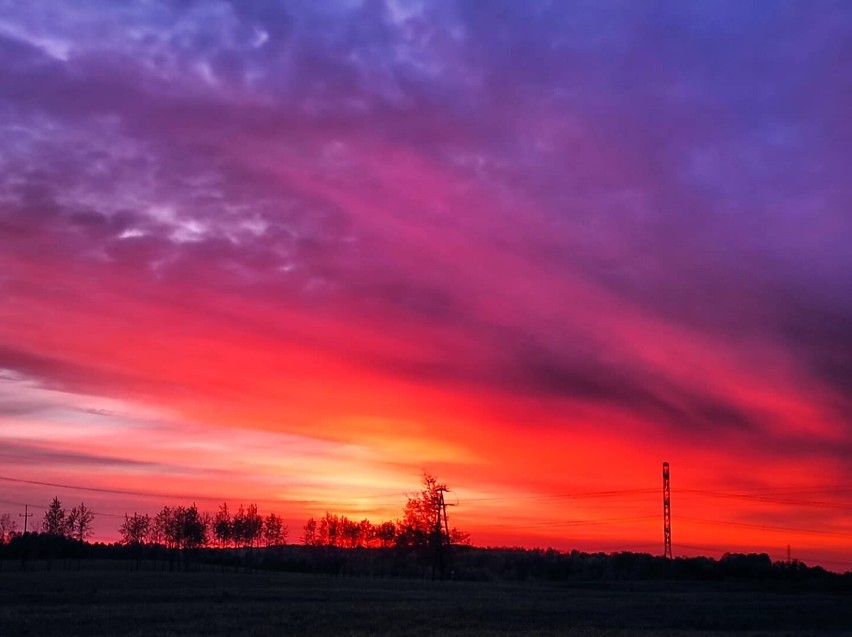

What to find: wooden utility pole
left=432, top=486, right=453, bottom=580
left=19, top=505, right=32, bottom=534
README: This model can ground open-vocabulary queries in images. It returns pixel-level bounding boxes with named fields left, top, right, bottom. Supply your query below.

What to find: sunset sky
left=1, top=2, right=850, bottom=571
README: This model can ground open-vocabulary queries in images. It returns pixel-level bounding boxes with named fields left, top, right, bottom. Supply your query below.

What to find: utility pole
left=662, top=462, right=672, bottom=559
left=439, top=487, right=451, bottom=540
left=432, top=486, right=453, bottom=580
left=19, top=505, right=32, bottom=535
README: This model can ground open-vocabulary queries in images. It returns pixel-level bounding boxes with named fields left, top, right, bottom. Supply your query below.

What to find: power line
left=696, top=484, right=852, bottom=495
left=3, top=470, right=852, bottom=572
left=0, top=474, right=378, bottom=507
left=470, top=515, right=659, bottom=531
left=679, top=488, right=852, bottom=511
left=0, top=497, right=40, bottom=509
left=461, top=488, right=657, bottom=503
left=675, top=541, right=731, bottom=555
left=0, top=475, right=184, bottom=498
left=0, top=498, right=125, bottom=530
left=680, top=516, right=852, bottom=539
left=0, top=473, right=660, bottom=510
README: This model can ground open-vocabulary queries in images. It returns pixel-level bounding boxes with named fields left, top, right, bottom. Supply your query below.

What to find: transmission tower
left=662, top=461, right=672, bottom=559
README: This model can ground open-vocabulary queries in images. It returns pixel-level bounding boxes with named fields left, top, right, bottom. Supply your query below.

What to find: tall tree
left=318, top=512, right=341, bottom=546
left=171, top=504, right=208, bottom=549
left=340, top=517, right=360, bottom=548
left=398, top=473, right=468, bottom=580
left=66, top=502, right=95, bottom=542
left=358, top=519, right=372, bottom=548
left=372, top=521, right=398, bottom=548
left=151, top=506, right=171, bottom=546
left=262, top=512, right=287, bottom=547
left=42, top=497, right=67, bottom=536
left=233, top=503, right=263, bottom=547
left=119, top=513, right=151, bottom=545
left=398, top=473, right=468, bottom=548
left=302, top=517, right=318, bottom=546
left=213, top=502, right=232, bottom=548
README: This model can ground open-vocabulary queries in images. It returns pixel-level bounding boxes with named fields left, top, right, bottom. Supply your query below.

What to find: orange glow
left=1, top=5, right=850, bottom=575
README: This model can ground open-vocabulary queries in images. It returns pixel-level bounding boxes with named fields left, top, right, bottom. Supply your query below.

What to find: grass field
left=1, top=563, right=850, bottom=636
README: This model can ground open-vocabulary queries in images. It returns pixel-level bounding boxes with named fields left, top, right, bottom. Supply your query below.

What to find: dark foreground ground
left=1, top=563, right=850, bottom=636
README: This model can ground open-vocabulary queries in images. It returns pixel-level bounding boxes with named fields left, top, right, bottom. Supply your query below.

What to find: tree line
left=0, top=498, right=96, bottom=543
left=2, top=476, right=851, bottom=586
left=120, top=503, right=287, bottom=549
left=301, top=474, right=468, bottom=550
left=0, top=473, right=467, bottom=553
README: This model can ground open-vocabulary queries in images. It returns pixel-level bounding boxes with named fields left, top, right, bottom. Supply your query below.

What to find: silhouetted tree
left=358, top=519, right=372, bottom=547
left=318, top=512, right=341, bottom=547
left=298, top=514, right=413, bottom=549
left=720, top=552, right=774, bottom=578
left=262, top=512, right=287, bottom=547
left=151, top=507, right=171, bottom=546
left=398, top=473, right=468, bottom=548
left=302, top=517, right=319, bottom=546
left=154, top=504, right=208, bottom=549
left=119, top=513, right=151, bottom=545
left=42, top=497, right=68, bottom=536
left=213, top=502, right=232, bottom=548
left=173, top=504, right=208, bottom=549
left=0, top=513, right=17, bottom=543
left=66, top=503, right=95, bottom=542
left=232, top=504, right=263, bottom=547
left=372, top=520, right=397, bottom=548
left=340, top=516, right=360, bottom=548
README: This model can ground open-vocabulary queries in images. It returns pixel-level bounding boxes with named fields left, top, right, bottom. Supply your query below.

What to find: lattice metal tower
left=662, top=461, right=672, bottom=559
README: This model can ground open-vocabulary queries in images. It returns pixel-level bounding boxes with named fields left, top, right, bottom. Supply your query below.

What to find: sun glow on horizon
left=1, top=1, right=851, bottom=573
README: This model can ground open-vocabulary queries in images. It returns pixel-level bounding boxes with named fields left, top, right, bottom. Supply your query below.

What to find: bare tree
left=262, top=512, right=287, bottom=547
left=167, top=504, right=208, bottom=549
left=318, top=512, right=341, bottom=547
left=341, top=517, right=360, bottom=548
left=397, top=473, right=469, bottom=580
left=302, top=517, right=318, bottom=546
left=232, top=504, right=263, bottom=547
left=151, top=506, right=171, bottom=546
left=213, top=502, right=232, bottom=548
left=372, top=521, right=397, bottom=548
left=66, top=502, right=95, bottom=542
left=358, top=519, right=372, bottom=548
left=245, top=504, right=263, bottom=547
left=119, top=513, right=151, bottom=545
left=398, top=473, right=468, bottom=548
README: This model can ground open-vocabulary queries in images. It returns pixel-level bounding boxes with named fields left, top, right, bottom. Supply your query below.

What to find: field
left=1, top=563, right=850, bottom=636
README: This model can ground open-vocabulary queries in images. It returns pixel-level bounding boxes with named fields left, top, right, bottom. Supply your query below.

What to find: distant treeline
left=456, top=547, right=852, bottom=588
left=2, top=475, right=849, bottom=587
left=1, top=535, right=850, bottom=591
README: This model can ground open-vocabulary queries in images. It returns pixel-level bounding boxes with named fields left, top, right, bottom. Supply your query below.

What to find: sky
left=0, top=1, right=850, bottom=571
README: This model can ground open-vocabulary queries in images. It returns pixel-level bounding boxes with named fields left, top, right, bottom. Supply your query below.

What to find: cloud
left=0, top=440, right=170, bottom=470
left=0, top=0, right=850, bottom=561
